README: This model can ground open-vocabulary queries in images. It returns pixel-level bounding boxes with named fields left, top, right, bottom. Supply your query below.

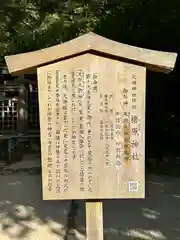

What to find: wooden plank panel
left=37, top=53, right=146, bottom=200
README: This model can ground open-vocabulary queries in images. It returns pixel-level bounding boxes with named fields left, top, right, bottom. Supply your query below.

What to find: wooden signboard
left=37, top=53, right=145, bottom=200
left=5, top=32, right=177, bottom=240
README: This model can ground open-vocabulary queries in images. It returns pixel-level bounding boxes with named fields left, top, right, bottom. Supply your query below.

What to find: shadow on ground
left=0, top=173, right=180, bottom=239
left=0, top=174, right=70, bottom=240
left=75, top=175, right=180, bottom=240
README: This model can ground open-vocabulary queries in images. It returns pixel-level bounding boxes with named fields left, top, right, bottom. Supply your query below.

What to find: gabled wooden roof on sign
left=5, top=32, right=177, bottom=75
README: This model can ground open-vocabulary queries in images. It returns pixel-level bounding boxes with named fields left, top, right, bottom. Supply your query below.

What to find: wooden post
left=86, top=200, right=104, bottom=240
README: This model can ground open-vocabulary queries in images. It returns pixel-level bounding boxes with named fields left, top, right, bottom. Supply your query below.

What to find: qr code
left=128, top=181, right=139, bottom=192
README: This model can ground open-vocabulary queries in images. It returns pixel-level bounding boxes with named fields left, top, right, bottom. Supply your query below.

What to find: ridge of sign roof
left=5, top=32, right=177, bottom=75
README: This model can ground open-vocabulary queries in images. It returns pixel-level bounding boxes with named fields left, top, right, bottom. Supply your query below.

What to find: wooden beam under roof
left=5, top=32, right=177, bottom=75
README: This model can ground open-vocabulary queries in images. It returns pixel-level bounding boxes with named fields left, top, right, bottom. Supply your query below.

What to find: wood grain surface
left=37, top=53, right=145, bottom=200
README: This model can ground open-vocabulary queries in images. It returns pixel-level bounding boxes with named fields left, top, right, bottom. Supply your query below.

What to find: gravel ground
left=0, top=156, right=180, bottom=239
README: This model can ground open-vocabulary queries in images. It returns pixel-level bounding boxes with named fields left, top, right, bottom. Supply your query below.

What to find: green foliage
left=0, top=0, right=107, bottom=64
left=1, top=0, right=180, bottom=66
left=1, top=0, right=180, bottom=167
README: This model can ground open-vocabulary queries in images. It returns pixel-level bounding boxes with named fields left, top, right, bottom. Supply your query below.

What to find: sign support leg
left=86, top=200, right=104, bottom=240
